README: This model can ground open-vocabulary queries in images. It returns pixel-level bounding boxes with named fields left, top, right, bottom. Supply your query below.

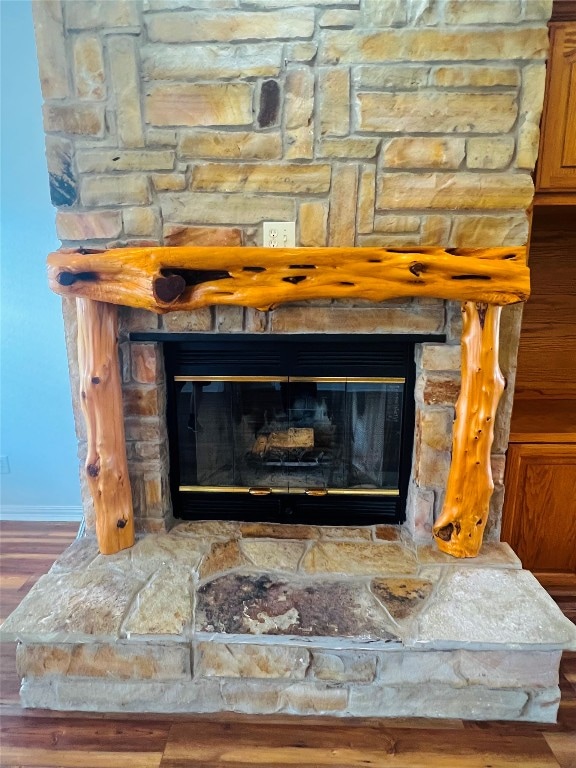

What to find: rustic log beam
left=433, top=302, right=505, bottom=558
left=77, top=298, right=134, bottom=555
left=47, top=245, right=529, bottom=312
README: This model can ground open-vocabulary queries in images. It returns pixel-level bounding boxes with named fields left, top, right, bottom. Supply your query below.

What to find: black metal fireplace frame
left=132, top=333, right=445, bottom=526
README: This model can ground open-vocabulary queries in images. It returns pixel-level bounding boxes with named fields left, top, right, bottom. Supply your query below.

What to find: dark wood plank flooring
left=1, top=521, right=575, bottom=768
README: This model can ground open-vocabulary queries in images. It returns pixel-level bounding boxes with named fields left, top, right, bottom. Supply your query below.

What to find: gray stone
left=457, top=650, right=561, bottom=688
left=416, top=542, right=521, bottom=569
left=310, top=650, right=377, bottom=683
left=376, top=650, right=462, bottom=685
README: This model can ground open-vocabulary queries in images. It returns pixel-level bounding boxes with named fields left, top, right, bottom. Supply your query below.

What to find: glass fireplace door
left=175, top=376, right=404, bottom=497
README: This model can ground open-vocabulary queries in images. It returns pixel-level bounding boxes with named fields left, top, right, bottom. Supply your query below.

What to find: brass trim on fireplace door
left=179, top=485, right=399, bottom=496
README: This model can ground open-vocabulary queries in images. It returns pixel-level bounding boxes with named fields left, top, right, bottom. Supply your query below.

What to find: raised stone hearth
left=3, top=521, right=575, bottom=720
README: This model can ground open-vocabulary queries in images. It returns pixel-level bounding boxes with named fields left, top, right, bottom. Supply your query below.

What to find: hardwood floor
left=1, top=521, right=575, bottom=768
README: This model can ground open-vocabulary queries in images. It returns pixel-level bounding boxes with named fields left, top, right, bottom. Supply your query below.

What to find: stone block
left=419, top=343, right=461, bottom=371
left=285, top=41, right=318, bottom=62
left=81, top=175, right=151, bottom=207
left=377, top=172, right=534, bottom=211
left=124, top=418, right=163, bottom=443
left=123, top=207, right=160, bottom=238
left=152, top=174, right=187, bottom=192
left=516, top=63, right=547, bottom=170
left=119, top=307, right=159, bottom=333
left=220, top=680, right=283, bottom=714
left=199, top=540, right=248, bottom=580
left=123, top=386, right=160, bottom=417
left=109, top=36, right=145, bottom=148
left=195, top=643, right=309, bottom=679
left=131, top=344, right=160, bottom=384
left=143, top=42, right=281, bottom=80
left=32, top=0, right=69, bottom=99
left=161, top=193, right=295, bottom=225
left=216, top=306, right=244, bottom=332
left=146, top=83, right=253, bottom=127
left=147, top=9, right=314, bottom=42
left=445, top=0, right=521, bottom=24
left=310, top=651, right=376, bottom=683
left=76, top=149, right=175, bottom=173
left=467, top=137, right=515, bottom=170
left=280, top=683, right=348, bottom=714
left=417, top=409, right=454, bottom=452
left=270, top=305, right=444, bottom=334
left=421, top=215, right=451, bottom=246
left=302, top=541, right=417, bottom=577
left=73, top=35, right=105, bottom=100
left=318, top=68, right=350, bottom=136
left=285, top=67, right=314, bottom=130
left=416, top=373, right=461, bottom=406
left=320, top=9, right=360, bottom=27
left=320, top=28, right=548, bottom=65
left=373, top=215, right=420, bottom=234
left=358, top=92, right=517, bottom=134
left=405, top=484, right=435, bottom=542
left=414, top=443, right=451, bottom=488
left=491, top=454, right=506, bottom=485
left=451, top=214, right=529, bottom=247
left=43, top=104, right=105, bottom=137
left=146, top=128, right=179, bottom=146
left=241, top=540, right=307, bottom=572
left=357, top=234, right=421, bottom=247
left=524, top=0, right=554, bottom=20
left=46, top=136, right=77, bottom=207
left=56, top=210, right=122, bottom=241
left=122, top=565, right=193, bottom=636
left=457, top=650, right=561, bottom=688
left=377, top=651, right=461, bottom=685
left=163, top=225, right=243, bottom=247
left=318, top=137, right=380, bottom=159
left=180, top=130, right=282, bottom=160
left=65, top=1, right=140, bottom=29
left=191, top=163, right=331, bottom=194
left=353, top=65, right=430, bottom=90
left=382, top=137, right=465, bottom=169
left=245, top=308, right=268, bottom=332
left=299, top=201, right=328, bottom=246
left=285, top=127, right=314, bottom=160
left=17, top=642, right=190, bottom=680
left=432, top=66, right=520, bottom=88
left=357, top=165, right=376, bottom=234
left=329, top=163, right=358, bottom=245
left=162, top=309, right=213, bottom=332
left=244, top=0, right=358, bottom=5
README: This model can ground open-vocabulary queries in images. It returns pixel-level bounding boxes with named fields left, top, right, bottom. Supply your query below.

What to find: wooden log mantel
left=47, top=245, right=529, bottom=557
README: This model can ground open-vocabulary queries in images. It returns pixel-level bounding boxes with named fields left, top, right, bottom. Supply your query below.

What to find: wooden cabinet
left=536, top=23, right=576, bottom=201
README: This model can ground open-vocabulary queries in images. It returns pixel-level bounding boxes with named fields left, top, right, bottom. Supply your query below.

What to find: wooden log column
left=77, top=298, right=134, bottom=554
left=433, top=302, right=506, bottom=558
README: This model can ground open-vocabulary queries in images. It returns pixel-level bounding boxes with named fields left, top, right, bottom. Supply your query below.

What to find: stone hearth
left=3, top=521, right=575, bottom=720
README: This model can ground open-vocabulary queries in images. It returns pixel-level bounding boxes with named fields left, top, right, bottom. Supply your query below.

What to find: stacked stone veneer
left=33, top=0, right=551, bottom=536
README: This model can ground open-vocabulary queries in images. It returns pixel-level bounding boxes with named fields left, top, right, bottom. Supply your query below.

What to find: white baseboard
left=0, top=505, right=84, bottom=522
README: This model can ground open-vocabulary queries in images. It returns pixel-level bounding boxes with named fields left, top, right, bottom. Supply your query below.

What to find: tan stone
left=32, top=0, right=68, bottom=99
left=241, top=540, right=306, bottom=572
left=318, top=138, right=380, bottom=159
left=16, top=642, right=189, bottom=680
left=516, top=63, right=547, bottom=170
left=406, top=485, right=435, bottom=542
left=320, top=28, right=548, bottom=64
left=285, top=41, right=318, bottom=62
left=162, top=309, right=213, bottom=332
left=81, top=175, right=150, bottom=207
left=245, top=308, right=268, bottom=333
left=196, top=643, right=308, bottom=679
left=451, top=214, right=529, bottom=247
left=417, top=373, right=461, bottom=406
left=199, top=540, right=247, bottom=580
left=180, top=131, right=281, bottom=160
left=73, top=35, right=105, bottom=100
left=361, top=0, right=407, bottom=25
left=432, top=66, right=520, bottom=88
left=421, top=215, right=451, bottom=246
left=311, top=651, right=376, bottom=682
left=444, top=0, right=521, bottom=24
left=65, top=0, right=140, bottom=29
left=285, top=67, right=314, bottom=130
left=318, top=68, right=350, bottom=137
left=285, top=127, right=314, bottom=160
left=354, top=65, right=430, bottom=90
left=191, top=163, right=331, bottom=194
left=491, top=454, right=507, bottom=485
left=467, top=137, right=515, bottom=170
left=320, top=9, right=360, bottom=26
left=357, top=165, right=375, bottom=234
left=329, top=163, right=358, bottom=246
left=374, top=526, right=401, bottom=541
left=123, top=207, right=160, bottom=238
left=130, top=344, right=159, bottom=384
left=163, top=225, right=243, bottom=247
left=416, top=541, right=521, bottom=569
left=109, top=36, right=145, bottom=148
left=161, top=193, right=295, bottom=225
left=123, top=566, right=193, bottom=636
left=376, top=172, right=534, bottom=210
left=270, top=306, right=444, bottom=334
left=56, top=210, right=122, bottom=241
left=358, top=92, right=517, bottom=134
left=373, top=215, right=420, bottom=234
left=419, top=344, right=461, bottom=372
left=240, top=522, right=319, bottom=539
left=43, top=104, right=104, bottom=136
left=153, top=174, right=187, bottom=192
left=382, top=138, right=465, bottom=170
left=142, top=43, right=281, bottom=80
left=299, top=201, right=328, bottom=247
left=418, top=409, right=454, bottom=453
left=415, top=443, right=451, bottom=488
left=146, top=9, right=315, bottom=42
left=357, top=234, right=421, bottom=247
left=216, top=306, right=244, bottom=332
left=146, top=83, right=253, bottom=127
left=76, top=149, right=175, bottom=173
left=146, top=128, right=178, bottom=146
left=280, top=684, right=348, bottom=714
left=302, top=541, right=417, bottom=576
left=123, top=387, right=160, bottom=417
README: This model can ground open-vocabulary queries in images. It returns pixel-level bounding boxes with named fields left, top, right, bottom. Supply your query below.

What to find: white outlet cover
left=263, top=221, right=296, bottom=248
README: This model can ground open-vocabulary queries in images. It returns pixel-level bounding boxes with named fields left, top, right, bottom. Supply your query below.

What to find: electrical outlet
left=263, top=221, right=296, bottom=248
left=0, top=456, right=10, bottom=475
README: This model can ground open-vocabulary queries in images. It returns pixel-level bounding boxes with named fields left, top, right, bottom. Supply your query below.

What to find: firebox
left=134, top=333, right=444, bottom=525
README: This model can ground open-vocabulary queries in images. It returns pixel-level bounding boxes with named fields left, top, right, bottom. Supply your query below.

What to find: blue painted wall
left=0, top=0, right=80, bottom=511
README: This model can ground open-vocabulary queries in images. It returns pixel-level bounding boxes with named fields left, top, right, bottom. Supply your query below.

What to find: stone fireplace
left=3, top=0, right=576, bottom=721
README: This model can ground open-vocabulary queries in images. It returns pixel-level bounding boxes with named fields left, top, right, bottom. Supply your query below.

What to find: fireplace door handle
left=305, top=488, right=328, bottom=497
left=248, top=487, right=272, bottom=496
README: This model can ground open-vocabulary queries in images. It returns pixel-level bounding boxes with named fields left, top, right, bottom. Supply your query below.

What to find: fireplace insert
left=133, top=333, right=444, bottom=525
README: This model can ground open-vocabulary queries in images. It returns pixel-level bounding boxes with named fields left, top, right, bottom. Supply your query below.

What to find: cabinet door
left=502, top=443, right=576, bottom=572
left=536, top=23, right=576, bottom=192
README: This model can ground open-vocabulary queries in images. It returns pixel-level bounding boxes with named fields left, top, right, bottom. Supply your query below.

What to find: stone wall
left=33, top=0, right=551, bottom=537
